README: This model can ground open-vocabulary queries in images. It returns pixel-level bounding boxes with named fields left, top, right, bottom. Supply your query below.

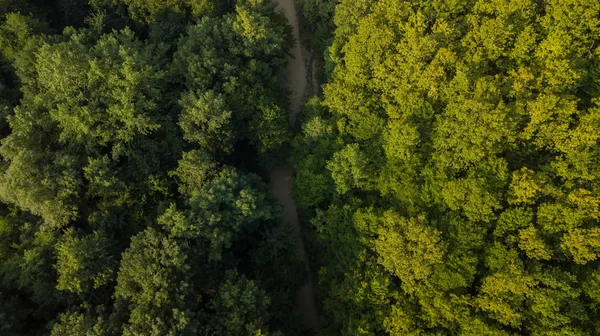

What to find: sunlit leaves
left=294, top=0, right=600, bottom=334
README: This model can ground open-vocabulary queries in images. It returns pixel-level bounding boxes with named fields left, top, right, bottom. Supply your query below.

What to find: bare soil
left=269, top=0, right=320, bottom=333
left=274, top=0, right=308, bottom=127
left=269, top=165, right=320, bottom=333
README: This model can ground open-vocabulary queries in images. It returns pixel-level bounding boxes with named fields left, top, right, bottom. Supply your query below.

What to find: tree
left=164, top=166, right=280, bottom=261
left=50, top=305, right=110, bottom=336
left=202, top=271, right=278, bottom=336
left=172, top=0, right=292, bottom=163
left=55, top=228, right=115, bottom=295
left=122, top=0, right=224, bottom=24
left=179, top=90, right=234, bottom=155
left=375, top=213, right=444, bottom=294
left=0, top=1, right=300, bottom=334
left=293, top=0, right=600, bottom=334
left=115, top=227, right=198, bottom=336
left=0, top=27, right=175, bottom=228
left=290, top=97, right=339, bottom=208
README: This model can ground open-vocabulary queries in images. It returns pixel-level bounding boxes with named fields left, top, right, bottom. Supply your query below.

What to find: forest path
left=269, top=0, right=320, bottom=333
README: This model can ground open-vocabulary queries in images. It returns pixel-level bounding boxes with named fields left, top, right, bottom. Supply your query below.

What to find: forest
left=0, top=0, right=303, bottom=334
left=1, top=0, right=600, bottom=335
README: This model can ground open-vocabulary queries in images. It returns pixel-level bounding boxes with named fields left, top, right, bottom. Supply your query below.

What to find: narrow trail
left=275, top=0, right=308, bottom=127
left=269, top=0, right=320, bottom=333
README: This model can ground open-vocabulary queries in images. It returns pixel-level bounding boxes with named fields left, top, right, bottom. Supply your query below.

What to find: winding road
left=269, top=0, right=320, bottom=333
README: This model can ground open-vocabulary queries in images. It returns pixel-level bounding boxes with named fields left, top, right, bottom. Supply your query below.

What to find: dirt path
left=269, top=165, right=319, bottom=333
left=275, top=0, right=308, bottom=126
left=269, top=0, right=320, bottom=333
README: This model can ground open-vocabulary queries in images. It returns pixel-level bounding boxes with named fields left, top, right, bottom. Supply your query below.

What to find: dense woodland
left=293, top=0, right=600, bottom=335
left=0, top=0, right=304, bottom=335
left=2, top=0, right=600, bottom=335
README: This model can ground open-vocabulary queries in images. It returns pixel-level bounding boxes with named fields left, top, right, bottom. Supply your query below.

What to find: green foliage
left=0, top=209, right=64, bottom=327
left=327, top=143, right=375, bottom=194
left=204, top=271, right=276, bottom=335
left=0, top=27, right=173, bottom=228
left=0, top=0, right=31, bottom=17
left=50, top=305, right=109, bottom=336
left=169, top=150, right=218, bottom=199
left=172, top=0, right=292, bottom=161
left=55, top=228, right=115, bottom=294
left=0, top=12, right=47, bottom=61
left=290, top=97, right=339, bottom=208
left=115, top=227, right=196, bottom=335
left=179, top=90, right=234, bottom=154
left=293, top=0, right=600, bottom=334
left=376, top=213, right=444, bottom=294
left=294, top=0, right=337, bottom=55
left=161, top=166, right=280, bottom=261
left=0, top=0, right=300, bottom=334
left=123, top=0, right=224, bottom=24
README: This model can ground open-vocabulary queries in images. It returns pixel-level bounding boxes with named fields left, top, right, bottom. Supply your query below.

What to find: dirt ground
left=269, top=165, right=320, bottom=333
left=269, top=0, right=320, bottom=333
left=274, top=0, right=308, bottom=127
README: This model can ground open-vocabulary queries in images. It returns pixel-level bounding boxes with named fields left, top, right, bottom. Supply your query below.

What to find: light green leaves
left=376, top=213, right=444, bottom=294
left=56, top=228, right=115, bottom=294
left=179, top=90, right=233, bottom=153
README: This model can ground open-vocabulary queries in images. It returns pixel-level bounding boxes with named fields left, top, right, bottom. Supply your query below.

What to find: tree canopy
left=3, top=0, right=600, bottom=335
left=293, top=0, right=600, bottom=334
left=0, top=0, right=302, bottom=334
